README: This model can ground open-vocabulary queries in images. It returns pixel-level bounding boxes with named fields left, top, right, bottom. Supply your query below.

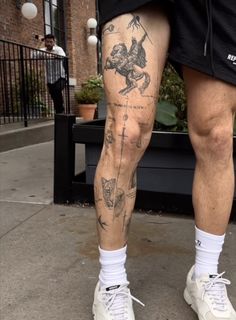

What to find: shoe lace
left=203, top=272, right=231, bottom=312
left=101, top=284, right=145, bottom=320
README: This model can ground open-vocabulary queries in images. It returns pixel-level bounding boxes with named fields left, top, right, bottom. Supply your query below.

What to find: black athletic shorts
left=98, top=0, right=173, bottom=28
left=169, top=0, right=236, bottom=86
left=98, top=0, right=236, bottom=86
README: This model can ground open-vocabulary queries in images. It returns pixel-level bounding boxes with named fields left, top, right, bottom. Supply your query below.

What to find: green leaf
left=156, top=100, right=178, bottom=126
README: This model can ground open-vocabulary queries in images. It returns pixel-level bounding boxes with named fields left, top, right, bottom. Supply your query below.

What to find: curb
left=0, top=121, right=54, bottom=152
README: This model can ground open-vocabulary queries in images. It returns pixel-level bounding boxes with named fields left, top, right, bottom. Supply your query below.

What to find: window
left=44, top=0, right=66, bottom=50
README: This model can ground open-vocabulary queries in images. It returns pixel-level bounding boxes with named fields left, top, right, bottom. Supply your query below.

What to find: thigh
left=102, top=3, right=170, bottom=134
left=183, top=67, right=236, bottom=135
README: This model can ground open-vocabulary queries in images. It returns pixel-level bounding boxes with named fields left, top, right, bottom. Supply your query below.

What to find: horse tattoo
left=104, top=33, right=150, bottom=95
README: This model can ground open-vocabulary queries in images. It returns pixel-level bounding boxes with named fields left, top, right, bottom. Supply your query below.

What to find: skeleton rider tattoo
left=104, top=33, right=150, bottom=96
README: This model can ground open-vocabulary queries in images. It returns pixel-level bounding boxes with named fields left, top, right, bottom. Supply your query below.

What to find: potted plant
left=74, top=75, right=103, bottom=120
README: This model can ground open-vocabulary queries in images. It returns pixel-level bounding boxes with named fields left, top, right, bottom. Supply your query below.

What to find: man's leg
left=93, top=4, right=170, bottom=319
left=183, top=67, right=236, bottom=320
left=47, top=78, right=65, bottom=113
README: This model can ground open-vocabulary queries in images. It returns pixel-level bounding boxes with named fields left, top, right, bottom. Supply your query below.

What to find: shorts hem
left=169, top=54, right=236, bottom=87
left=99, top=1, right=153, bottom=27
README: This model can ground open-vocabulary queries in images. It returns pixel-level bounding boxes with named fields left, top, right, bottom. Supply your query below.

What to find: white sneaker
left=92, top=282, right=144, bottom=320
left=184, top=265, right=236, bottom=320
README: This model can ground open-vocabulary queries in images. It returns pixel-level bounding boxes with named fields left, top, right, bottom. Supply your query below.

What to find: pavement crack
left=0, top=206, right=47, bottom=240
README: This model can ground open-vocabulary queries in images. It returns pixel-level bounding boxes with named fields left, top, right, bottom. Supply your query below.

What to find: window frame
left=43, top=0, right=66, bottom=51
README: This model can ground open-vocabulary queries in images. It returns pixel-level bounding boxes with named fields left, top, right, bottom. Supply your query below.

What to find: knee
left=115, top=122, right=149, bottom=154
left=104, top=121, right=152, bottom=167
left=191, top=126, right=233, bottom=164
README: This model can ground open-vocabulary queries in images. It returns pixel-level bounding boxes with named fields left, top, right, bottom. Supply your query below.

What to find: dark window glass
left=44, top=0, right=66, bottom=51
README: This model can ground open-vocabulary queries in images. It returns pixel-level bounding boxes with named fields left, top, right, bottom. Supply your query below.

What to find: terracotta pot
left=76, top=103, right=97, bottom=120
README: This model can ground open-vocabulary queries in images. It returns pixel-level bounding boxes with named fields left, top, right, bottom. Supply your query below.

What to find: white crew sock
left=194, top=226, right=225, bottom=279
left=99, top=245, right=128, bottom=288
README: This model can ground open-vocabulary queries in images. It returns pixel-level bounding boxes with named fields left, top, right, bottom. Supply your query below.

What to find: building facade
left=0, top=0, right=98, bottom=112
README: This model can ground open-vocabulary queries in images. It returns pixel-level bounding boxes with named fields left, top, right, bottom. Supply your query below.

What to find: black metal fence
left=0, top=39, right=70, bottom=127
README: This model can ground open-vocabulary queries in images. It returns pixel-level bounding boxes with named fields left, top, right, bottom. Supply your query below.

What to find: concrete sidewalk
left=0, top=142, right=235, bottom=320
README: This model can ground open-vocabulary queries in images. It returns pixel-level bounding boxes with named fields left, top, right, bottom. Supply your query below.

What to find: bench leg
left=54, top=114, right=76, bottom=203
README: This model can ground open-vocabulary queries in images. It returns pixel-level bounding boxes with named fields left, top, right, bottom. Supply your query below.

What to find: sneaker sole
left=92, top=306, right=96, bottom=319
left=92, top=305, right=104, bottom=320
left=92, top=304, right=95, bottom=319
left=184, top=287, right=205, bottom=320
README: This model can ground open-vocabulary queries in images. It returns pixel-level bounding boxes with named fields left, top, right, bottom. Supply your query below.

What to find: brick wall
left=0, top=0, right=44, bottom=48
left=65, top=0, right=97, bottom=111
left=66, top=0, right=97, bottom=81
left=0, top=0, right=97, bottom=91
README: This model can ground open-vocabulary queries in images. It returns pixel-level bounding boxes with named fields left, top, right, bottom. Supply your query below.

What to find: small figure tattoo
left=101, top=177, right=116, bottom=208
left=103, top=24, right=117, bottom=36
left=105, top=129, right=115, bottom=149
left=98, top=215, right=108, bottom=231
left=127, top=15, right=153, bottom=44
left=101, top=178, right=126, bottom=217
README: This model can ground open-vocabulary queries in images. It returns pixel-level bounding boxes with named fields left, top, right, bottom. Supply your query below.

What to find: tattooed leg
left=94, top=4, right=170, bottom=250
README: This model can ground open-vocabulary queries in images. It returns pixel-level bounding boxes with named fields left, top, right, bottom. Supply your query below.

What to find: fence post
left=19, top=46, right=28, bottom=127
left=64, top=57, right=70, bottom=114
left=54, top=113, right=76, bottom=203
